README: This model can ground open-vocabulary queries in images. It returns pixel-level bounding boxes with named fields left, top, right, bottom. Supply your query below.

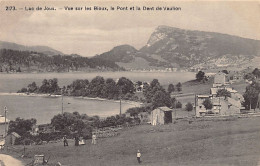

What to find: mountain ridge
left=0, top=41, right=63, bottom=56
left=95, top=25, right=260, bottom=70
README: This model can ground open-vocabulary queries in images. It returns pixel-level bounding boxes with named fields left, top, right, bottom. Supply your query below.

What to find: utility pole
left=4, top=106, right=7, bottom=137
left=174, top=97, right=177, bottom=119
left=61, top=89, right=64, bottom=114
left=194, top=94, right=197, bottom=118
left=119, top=88, right=122, bottom=116
left=219, top=97, right=221, bottom=115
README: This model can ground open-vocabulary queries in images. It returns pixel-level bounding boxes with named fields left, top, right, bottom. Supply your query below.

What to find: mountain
left=0, top=41, right=63, bottom=55
left=140, top=26, right=260, bottom=68
left=95, top=26, right=260, bottom=70
left=95, top=45, right=137, bottom=63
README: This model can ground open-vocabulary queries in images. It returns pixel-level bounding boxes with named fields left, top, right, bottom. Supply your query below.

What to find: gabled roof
left=197, top=95, right=211, bottom=98
left=10, top=132, right=21, bottom=138
left=157, top=107, right=172, bottom=112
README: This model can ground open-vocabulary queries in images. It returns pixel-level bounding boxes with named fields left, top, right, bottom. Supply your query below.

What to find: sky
left=0, top=1, right=260, bottom=57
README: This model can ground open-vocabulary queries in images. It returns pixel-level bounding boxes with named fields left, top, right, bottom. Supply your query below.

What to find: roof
left=228, top=97, right=241, bottom=108
left=157, top=107, right=172, bottom=112
left=225, top=88, right=238, bottom=93
left=215, top=72, right=227, bottom=76
left=197, top=95, right=211, bottom=98
left=10, top=132, right=21, bottom=138
left=210, top=88, right=218, bottom=95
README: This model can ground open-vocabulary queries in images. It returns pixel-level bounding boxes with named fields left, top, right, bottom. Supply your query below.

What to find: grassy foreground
left=4, top=116, right=260, bottom=166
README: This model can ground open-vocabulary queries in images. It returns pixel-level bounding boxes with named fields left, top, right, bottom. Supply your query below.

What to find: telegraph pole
left=4, top=106, right=7, bottom=137
left=61, top=89, right=64, bottom=114
left=119, top=88, right=122, bottom=116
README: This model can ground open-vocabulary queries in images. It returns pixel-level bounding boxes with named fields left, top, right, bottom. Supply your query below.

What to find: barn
left=151, top=107, right=173, bottom=125
left=5, top=132, right=21, bottom=146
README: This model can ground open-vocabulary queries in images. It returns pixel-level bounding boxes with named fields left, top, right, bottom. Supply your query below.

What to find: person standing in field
left=137, top=150, right=141, bottom=164
left=75, top=135, right=79, bottom=146
left=92, top=134, right=96, bottom=145
left=63, top=135, right=68, bottom=146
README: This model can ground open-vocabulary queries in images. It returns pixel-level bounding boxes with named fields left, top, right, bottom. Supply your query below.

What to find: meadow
left=4, top=116, right=260, bottom=166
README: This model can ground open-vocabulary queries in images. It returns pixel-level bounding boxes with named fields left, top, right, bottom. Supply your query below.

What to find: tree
left=203, top=98, right=213, bottom=110
left=243, top=82, right=260, bottom=110
left=196, top=71, right=205, bottom=81
left=102, top=78, right=119, bottom=99
left=222, top=70, right=229, bottom=74
left=49, top=78, right=60, bottom=93
left=216, top=89, right=231, bottom=99
left=143, top=79, right=164, bottom=103
left=116, top=77, right=135, bottom=95
left=51, top=112, right=89, bottom=135
left=252, top=68, right=260, bottom=79
left=168, top=84, right=175, bottom=93
left=88, top=76, right=105, bottom=97
left=176, top=101, right=182, bottom=108
left=151, top=90, right=171, bottom=109
left=170, top=97, right=182, bottom=108
left=126, top=107, right=146, bottom=117
left=27, top=82, right=38, bottom=93
left=8, top=117, right=37, bottom=137
left=185, top=102, right=193, bottom=112
left=244, top=73, right=255, bottom=82
left=176, top=82, right=182, bottom=92
left=39, top=79, right=49, bottom=93
left=150, top=79, right=160, bottom=88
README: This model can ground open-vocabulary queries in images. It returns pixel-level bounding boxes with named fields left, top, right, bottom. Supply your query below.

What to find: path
left=0, top=154, right=24, bottom=166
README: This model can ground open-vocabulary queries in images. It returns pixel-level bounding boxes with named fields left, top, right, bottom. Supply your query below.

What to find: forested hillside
left=0, top=49, right=123, bottom=73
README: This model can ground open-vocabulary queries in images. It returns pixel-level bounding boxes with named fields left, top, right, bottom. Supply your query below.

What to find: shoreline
left=0, top=92, right=142, bottom=107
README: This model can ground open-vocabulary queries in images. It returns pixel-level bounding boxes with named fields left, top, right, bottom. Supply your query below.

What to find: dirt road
left=0, top=154, right=23, bottom=166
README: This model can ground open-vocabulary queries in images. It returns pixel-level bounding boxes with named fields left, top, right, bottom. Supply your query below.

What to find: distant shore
left=0, top=92, right=142, bottom=107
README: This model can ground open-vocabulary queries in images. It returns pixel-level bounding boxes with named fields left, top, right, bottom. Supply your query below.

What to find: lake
left=0, top=71, right=195, bottom=128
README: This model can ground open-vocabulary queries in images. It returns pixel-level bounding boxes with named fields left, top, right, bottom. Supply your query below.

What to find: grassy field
left=4, top=116, right=260, bottom=166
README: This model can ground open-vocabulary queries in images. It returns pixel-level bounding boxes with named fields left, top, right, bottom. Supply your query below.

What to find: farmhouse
left=151, top=107, right=173, bottom=125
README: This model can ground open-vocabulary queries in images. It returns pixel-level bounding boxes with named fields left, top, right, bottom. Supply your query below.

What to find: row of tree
left=8, top=111, right=141, bottom=145
left=18, top=77, right=184, bottom=109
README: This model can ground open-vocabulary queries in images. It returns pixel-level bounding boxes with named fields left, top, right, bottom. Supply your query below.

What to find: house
left=0, top=115, right=9, bottom=124
left=195, top=95, right=212, bottom=117
left=134, top=81, right=149, bottom=92
left=151, top=107, right=173, bottom=125
left=30, top=124, right=39, bottom=136
left=195, top=95, right=242, bottom=117
left=38, top=124, right=55, bottom=134
left=228, top=71, right=244, bottom=83
left=212, top=97, right=241, bottom=115
left=5, top=132, right=21, bottom=146
left=213, top=72, right=230, bottom=87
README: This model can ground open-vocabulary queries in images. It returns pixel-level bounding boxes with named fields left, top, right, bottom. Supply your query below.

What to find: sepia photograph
left=0, top=0, right=260, bottom=165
